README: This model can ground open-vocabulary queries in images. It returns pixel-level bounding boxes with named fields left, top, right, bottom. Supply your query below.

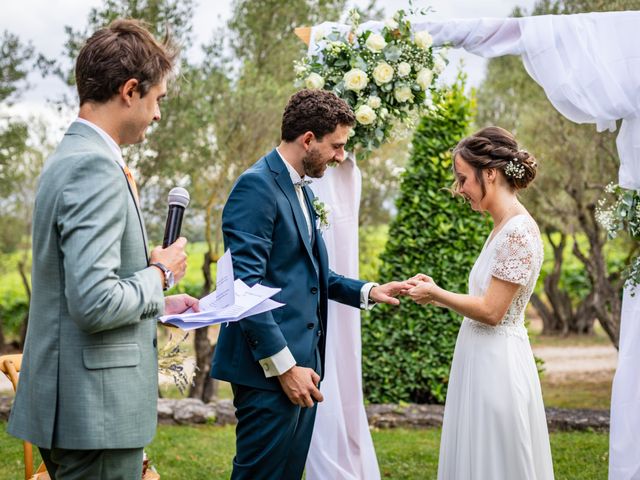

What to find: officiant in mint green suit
left=211, top=89, right=410, bottom=480
left=8, top=19, right=199, bottom=479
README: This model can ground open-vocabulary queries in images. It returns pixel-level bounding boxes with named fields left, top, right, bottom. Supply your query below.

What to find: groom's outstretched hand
left=278, top=366, right=324, bottom=408
left=369, top=281, right=413, bottom=306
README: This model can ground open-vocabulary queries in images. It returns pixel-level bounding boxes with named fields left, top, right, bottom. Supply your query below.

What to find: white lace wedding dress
left=437, top=214, right=555, bottom=480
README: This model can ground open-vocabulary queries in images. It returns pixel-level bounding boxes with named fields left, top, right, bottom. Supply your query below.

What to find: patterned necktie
left=123, top=164, right=140, bottom=203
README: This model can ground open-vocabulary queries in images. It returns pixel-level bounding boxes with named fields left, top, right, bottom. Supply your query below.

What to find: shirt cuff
left=360, top=282, right=379, bottom=310
left=259, top=347, right=296, bottom=378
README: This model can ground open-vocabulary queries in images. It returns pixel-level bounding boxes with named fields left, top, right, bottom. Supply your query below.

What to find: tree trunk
left=571, top=197, right=622, bottom=348
left=188, top=249, right=218, bottom=402
left=534, top=232, right=573, bottom=335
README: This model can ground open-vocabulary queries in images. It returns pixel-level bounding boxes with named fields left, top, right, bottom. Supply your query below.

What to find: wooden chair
left=0, top=354, right=49, bottom=480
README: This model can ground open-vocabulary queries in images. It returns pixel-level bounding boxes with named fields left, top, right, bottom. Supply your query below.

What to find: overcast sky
left=1, top=0, right=538, bottom=124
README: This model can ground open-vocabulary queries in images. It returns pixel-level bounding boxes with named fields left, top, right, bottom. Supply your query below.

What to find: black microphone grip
left=162, top=205, right=185, bottom=248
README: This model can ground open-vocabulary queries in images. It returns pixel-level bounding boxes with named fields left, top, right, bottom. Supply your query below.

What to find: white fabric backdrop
left=305, top=11, right=640, bottom=479
left=306, top=155, right=381, bottom=480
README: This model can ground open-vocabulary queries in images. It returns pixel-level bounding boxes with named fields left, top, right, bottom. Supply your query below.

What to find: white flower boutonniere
left=312, top=198, right=331, bottom=231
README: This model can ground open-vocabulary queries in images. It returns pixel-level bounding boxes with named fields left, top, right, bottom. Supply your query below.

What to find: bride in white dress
left=408, top=126, right=554, bottom=479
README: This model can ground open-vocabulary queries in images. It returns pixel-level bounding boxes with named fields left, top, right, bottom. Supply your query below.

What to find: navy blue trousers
left=230, top=382, right=318, bottom=480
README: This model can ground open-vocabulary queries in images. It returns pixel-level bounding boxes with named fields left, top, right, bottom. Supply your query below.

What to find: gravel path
left=531, top=344, right=618, bottom=381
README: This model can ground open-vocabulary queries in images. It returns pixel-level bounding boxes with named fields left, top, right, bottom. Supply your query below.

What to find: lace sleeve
left=490, top=223, right=535, bottom=286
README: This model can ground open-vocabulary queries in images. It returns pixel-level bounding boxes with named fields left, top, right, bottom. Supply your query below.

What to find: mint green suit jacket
left=8, top=122, right=165, bottom=450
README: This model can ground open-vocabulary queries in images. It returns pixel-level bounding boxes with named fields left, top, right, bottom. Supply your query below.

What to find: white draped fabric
left=305, top=11, right=640, bottom=479
left=306, top=156, right=381, bottom=480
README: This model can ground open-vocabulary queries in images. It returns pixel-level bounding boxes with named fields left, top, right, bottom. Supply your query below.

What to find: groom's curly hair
left=281, top=89, right=355, bottom=142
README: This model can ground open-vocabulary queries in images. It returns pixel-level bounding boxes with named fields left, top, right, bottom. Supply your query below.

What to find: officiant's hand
left=150, top=237, right=188, bottom=284
left=278, top=366, right=324, bottom=408
left=369, top=281, right=412, bottom=306
left=164, top=294, right=200, bottom=315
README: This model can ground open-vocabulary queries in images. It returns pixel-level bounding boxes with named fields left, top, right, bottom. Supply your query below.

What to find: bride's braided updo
left=452, top=126, right=537, bottom=196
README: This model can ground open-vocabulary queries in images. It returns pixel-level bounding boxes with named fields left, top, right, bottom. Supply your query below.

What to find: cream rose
left=394, top=86, right=413, bottom=103
left=416, top=68, right=433, bottom=90
left=343, top=68, right=369, bottom=92
left=414, top=31, right=433, bottom=50
left=397, top=62, right=411, bottom=77
left=367, top=96, right=382, bottom=109
left=305, top=72, right=325, bottom=90
left=384, top=18, right=399, bottom=30
left=355, top=105, right=377, bottom=125
left=365, top=33, right=386, bottom=53
left=373, top=62, right=394, bottom=85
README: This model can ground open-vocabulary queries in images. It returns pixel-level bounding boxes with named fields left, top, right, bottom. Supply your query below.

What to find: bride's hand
left=408, top=278, right=438, bottom=305
left=409, top=273, right=433, bottom=285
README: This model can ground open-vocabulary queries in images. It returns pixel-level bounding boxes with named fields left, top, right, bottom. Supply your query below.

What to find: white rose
left=343, top=68, right=369, bottom=92
left=433, top=55, right=446, bottom=74
left=367, top=96, right=382, bottom=109
left=416, top=68, right=433, bottom=90
left=355, top=105, right=377, bottom=125
left=365, top=33, right=386, bottom=53
left=379, top=107, right=389, bottom=118
left=415, top=31, right=433, bottom=50
left=397, top=62, right=411, bottom=77
left=305, top=72, right=325, bottom=90
left=373, top=62, right=394, bottom=84
left=394, top=86, right=413, bottom=103
left=384, top=18, right=399, bottom=30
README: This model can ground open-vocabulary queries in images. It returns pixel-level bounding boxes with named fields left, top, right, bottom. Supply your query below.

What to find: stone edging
left=0, top=397, right=610, bottom=432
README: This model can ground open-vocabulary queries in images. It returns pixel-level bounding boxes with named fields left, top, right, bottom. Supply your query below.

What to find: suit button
left=310, top=287, right=318, bottom=294
left=307, top=323, right=315, bottom=330
left=153, top=338, right=157, bottom=348
left=317, top=330, right=322, bottom=337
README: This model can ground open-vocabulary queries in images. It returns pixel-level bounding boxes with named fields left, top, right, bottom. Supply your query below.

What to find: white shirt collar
left=75, top=117, right=124, bottom=167
left=275, top=147, right=306, bottom=186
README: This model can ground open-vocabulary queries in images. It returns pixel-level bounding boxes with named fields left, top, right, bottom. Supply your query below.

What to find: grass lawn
left=0, top=422, right=609, bottom=479
left=541, top=376, right=613, bottom=410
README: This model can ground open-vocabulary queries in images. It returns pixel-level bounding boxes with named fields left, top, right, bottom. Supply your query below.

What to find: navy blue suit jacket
left=210, top=149, right=365, bottom=391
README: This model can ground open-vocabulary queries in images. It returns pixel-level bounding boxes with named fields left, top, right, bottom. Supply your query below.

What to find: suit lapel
left=66, top=122, right=149, bottom=261
left=266, top=150, right=314, bottom=260
left=304, top=187, right=329, bottom=278
left=119, top=168, right=150, bottom=262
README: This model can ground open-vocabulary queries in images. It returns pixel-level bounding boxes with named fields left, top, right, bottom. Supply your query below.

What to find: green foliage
left=0, top=292, right=27, bottom=337
left=359, top=224, right=388, bottom=281
left=0, top=30, right=34, bottom=103
left=362, top=77, right=491, bottom=404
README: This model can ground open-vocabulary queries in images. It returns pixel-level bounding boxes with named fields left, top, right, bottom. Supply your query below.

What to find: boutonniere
left=312, top=197, right=331, bottom=231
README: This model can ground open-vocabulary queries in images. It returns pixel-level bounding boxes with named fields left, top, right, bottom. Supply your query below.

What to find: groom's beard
left=302, top=147, right=329, bottom=178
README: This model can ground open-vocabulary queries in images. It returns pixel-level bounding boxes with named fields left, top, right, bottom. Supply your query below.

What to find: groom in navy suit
left=211, top=89, right=408, bottom=479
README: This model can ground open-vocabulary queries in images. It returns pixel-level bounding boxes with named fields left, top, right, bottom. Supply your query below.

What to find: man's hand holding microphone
left=150, top=187, right=200, bottom=316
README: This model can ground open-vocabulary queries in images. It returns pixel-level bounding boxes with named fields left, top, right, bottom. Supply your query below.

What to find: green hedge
left=362, top=79, right=491, bottom=404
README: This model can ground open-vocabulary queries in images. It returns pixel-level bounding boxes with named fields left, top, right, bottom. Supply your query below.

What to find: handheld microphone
left=162, top=187, right=190, bottom=248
